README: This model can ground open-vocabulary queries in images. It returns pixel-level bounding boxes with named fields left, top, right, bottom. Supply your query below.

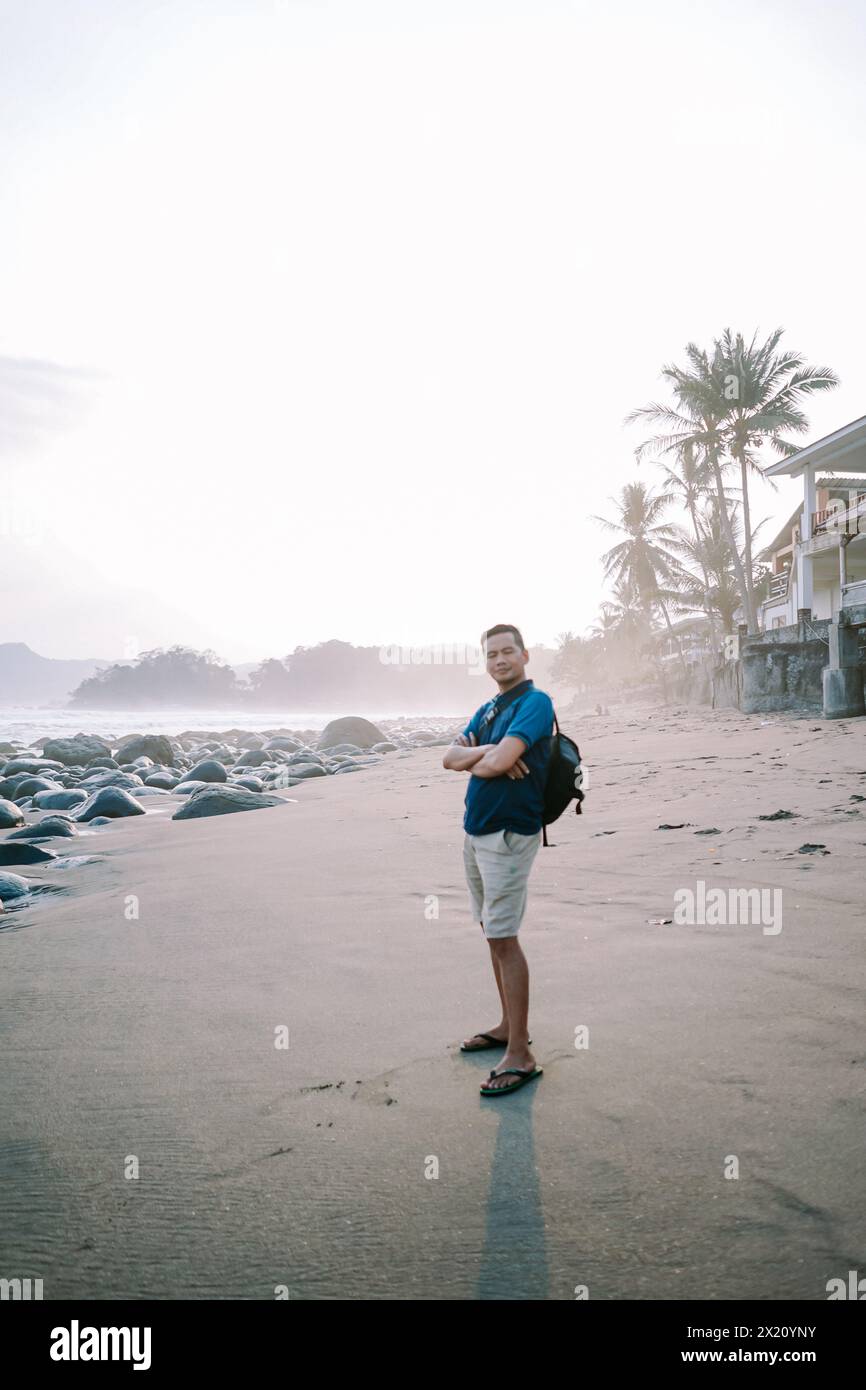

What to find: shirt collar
left=486, top=678, right=534, bottom=719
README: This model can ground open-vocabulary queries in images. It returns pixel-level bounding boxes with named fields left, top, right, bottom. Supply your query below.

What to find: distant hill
left=1, top=640, right=573, bottom=712
left=0, top=643, right=111, bottom=705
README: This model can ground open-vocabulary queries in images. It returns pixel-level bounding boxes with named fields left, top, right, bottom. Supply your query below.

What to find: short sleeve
left=506, top=692, right=553, bottom=752
left=462, top=706, right=485, bottom=740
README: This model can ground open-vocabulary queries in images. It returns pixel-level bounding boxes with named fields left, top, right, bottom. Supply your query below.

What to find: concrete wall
left=671, top=617, right=866, bottom=716
left=711, top=660, right=741, bottom=709
left=739, top=619, right=830, bottom=713
left=633, top=617, right=845, bottom=714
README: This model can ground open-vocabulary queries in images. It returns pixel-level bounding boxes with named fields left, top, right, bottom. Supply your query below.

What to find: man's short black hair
left=481, top=624, right=526, bottom=652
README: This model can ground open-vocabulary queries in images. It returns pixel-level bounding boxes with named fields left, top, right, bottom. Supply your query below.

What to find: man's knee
left=488, top=934, right=521, bottom=956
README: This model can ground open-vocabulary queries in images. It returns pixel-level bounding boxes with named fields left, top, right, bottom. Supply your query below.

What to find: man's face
left=484, top=634, right=527, bottom=686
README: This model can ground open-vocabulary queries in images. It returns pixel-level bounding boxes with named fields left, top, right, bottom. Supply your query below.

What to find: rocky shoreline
left=0, top=714, right=462, bottom=913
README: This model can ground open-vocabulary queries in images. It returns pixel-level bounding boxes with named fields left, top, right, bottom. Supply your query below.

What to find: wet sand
left=2, top=705, right=865, bottom=1299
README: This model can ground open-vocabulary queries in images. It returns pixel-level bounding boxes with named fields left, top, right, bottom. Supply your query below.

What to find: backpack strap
left=478, top=682, right=534, bottom=739
left=542, top=707, right=558, bottom=847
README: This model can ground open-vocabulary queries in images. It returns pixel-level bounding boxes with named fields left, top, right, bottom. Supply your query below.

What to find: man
left=442, top=624, right=553, bottom=1097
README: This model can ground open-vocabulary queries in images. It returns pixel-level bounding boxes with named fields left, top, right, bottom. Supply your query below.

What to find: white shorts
left=463, top=827, right=543, bottom=939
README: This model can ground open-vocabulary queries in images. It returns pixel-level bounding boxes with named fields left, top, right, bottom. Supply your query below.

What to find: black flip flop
left=480, top=1066, right=543, bottom=1097
left=460, top=1033, right=533, bottom=1052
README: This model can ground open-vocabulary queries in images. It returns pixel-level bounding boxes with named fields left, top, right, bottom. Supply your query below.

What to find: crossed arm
left=442, top=731, right=529, bottom=779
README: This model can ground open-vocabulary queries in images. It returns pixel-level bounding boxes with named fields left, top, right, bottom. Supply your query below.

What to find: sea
left=0, top=706, right=464, bottom=748
left=0, top=706, right=467, bottom=750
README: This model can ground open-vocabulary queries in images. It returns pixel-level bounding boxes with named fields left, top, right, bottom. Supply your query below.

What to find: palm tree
left=668, top=498, right=758, bottom=636
left=658, top=440, right=729, bottom=648
left=626, top=344, right=754, bottom=629
left=592, top=481, right=688, bottom=673
left=712, top=327, right=838, bottom=631
left=627, top=330, right=838, bottom=633
left=584, top=580, right=653, bottom=688
left=551, top=631, right=591, bottom=689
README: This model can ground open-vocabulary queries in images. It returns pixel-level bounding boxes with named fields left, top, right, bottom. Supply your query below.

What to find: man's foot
left=461, top=1028, right=509, bottom=1051
left=482, top=1050, right=536, bottom=1090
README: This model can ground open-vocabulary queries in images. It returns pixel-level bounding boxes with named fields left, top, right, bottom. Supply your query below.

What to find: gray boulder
left=0, top=776, right=30, bottom=800
left=80, top=771, right=144, bottom=790
left=0, top=797, right=25, bottom=829
left=144, top=772, right=180, bottom=789
left=74, top=787, right=146, bottom=822
left=186, top=759, right=228, bottom=783
left=13, top=776, right=62, bottom=798
left=0, top=871, right=33, bottom=900
left=0, top=843, right=56, bottom=865
left=172, top=785, right=284, bottom=820
left=113, top=734, right=176, bottom=767
left=262, top=772, right=300, bottom=788
left=32, top=789, right=89, bottom=812
left=42, top=735, right=111, bottom=765
left=317, top=717, right=386, bottom=751
left=234, top=749, right=271, bottom=768
left=8, top=815, right=77, bottom=840
left=2, top=758, right=64, bottom=776
left=173, top=780, right=209, bottom=797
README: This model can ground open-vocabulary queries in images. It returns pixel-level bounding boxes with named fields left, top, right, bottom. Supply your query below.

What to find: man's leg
left=484, top=937, right=535, bottom=1087
left=462, top=834, right=509, bottom=1047
left=487, top=936, right=509, bottom=1029
left=476, top=829, right=542, bottom=1088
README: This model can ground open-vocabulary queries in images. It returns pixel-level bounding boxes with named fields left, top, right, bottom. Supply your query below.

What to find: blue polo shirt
left=461, top=679, right=554, bottom=836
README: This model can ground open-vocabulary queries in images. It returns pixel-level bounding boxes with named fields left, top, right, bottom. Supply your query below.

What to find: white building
left=761, top=414, right=866, bottom=627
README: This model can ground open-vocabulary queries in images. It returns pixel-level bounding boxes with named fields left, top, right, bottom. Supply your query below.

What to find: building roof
left=764, top=414, right=866, bottom=477
left=758, top=505, right=800, bottom=561
left=815, top=475, right=866, bottom=493
left=664, top=615, right=710, bottom=635
left=757, top=476, right=866, bottom=560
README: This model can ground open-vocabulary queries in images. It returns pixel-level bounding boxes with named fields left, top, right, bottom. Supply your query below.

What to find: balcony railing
left=768, top=571, right=790, bottom=599
left=812, top=495, right=866, bottom=535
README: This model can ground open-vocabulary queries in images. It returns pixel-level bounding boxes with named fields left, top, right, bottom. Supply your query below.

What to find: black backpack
left=541, top=710, right=585, bottom=846
left=478, top=686, right=586, bottom=847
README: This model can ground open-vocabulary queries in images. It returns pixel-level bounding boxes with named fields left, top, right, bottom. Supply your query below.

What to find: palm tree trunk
left=708, top=442, right=752, bottom=636
left=734, top=445, right=758, bottom=633
left=656, top=597, right=689, bottom=679
left=686, top=496, right=719, bottom=650
left=643, top=606, right=670, bottom=700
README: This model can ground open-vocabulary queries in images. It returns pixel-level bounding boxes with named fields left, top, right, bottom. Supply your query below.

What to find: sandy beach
left=1, top=704, right=865, bottom=1300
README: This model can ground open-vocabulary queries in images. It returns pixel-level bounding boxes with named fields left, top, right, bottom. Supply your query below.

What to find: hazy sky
left=2, top=0, right=864, bottom=662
